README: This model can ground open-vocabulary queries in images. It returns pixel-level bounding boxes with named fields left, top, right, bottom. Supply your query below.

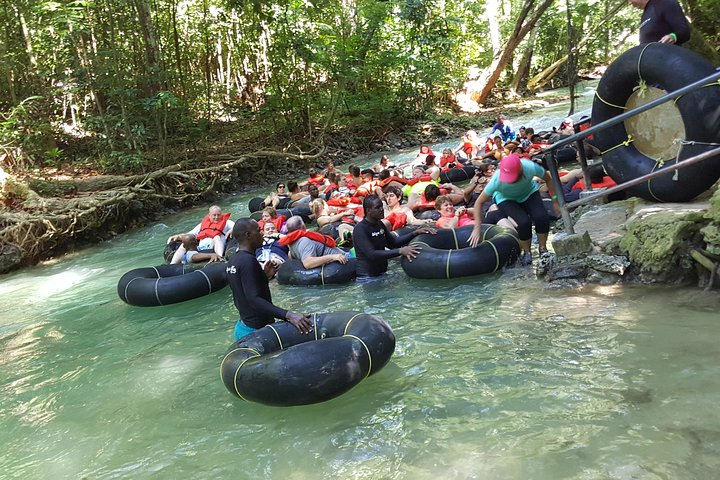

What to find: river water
left=2, top=84, right=720, bottom=479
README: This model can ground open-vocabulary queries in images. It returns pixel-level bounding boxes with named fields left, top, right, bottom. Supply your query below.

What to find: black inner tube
left=220, top=312, right=395, bottom=406
left=401, top=225, right=520, bottom=279
left=592, top=43, right=720, bottom=202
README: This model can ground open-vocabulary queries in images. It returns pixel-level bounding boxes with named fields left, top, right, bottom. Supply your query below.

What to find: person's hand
left=286, top=311, right=312, bottom=334
left=414, top=227, right=437, bottom=236
left=333, top=253, right=349, bottom=264
left=456, top=207, right=466, bottom=217
left=208, top=253, right=222, bottom=262
left=343, top=209, right=354, bottom=216
left=659, top=34, right=675, bottom=44
left=468, top=226, right=482, bottom=248
left=167, top=235, right=178, bottom=243
left=399, top=244, right=422, bottom=261
left=263, top=259, right=279, bottom=278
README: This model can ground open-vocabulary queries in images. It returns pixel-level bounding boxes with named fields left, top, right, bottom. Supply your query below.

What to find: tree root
left=2, top=146, right=323, bottom=273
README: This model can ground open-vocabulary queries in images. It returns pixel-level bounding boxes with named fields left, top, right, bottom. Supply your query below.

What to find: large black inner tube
left=592, top=43, right=720, bottom=202
left=220, top=312, right=395, bottom=406
left=117, top=262, right=228, bottom=307
left=276, top=258, right=356, bottom=285
left=401, top=224, right=520, bottom=279
left=439, top=165, right=475, bottom=184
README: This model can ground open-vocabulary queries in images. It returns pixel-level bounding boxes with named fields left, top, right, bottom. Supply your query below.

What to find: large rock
left=619, top=203, right=709, bottom=280
left=572, top=201, right=635, bottom=250
left=0, top=244, right=23, bottom=274
left=551, top=231, right=593, bottom=256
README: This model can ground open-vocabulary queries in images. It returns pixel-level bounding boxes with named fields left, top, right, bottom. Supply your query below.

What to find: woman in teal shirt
left=468, top=154, right=559, bottom=266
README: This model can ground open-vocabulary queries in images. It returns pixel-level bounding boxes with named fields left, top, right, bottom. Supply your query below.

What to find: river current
left=2, top=83, right=720, bottom=479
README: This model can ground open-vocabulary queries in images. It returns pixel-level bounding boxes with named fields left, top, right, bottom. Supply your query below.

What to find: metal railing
left=541, top=69, right=720, bottom=235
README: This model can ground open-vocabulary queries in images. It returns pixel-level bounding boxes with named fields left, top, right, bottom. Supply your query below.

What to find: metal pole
left=565, top=145, right=720, bottom=209
left=545, top=151, right=575, bottom=234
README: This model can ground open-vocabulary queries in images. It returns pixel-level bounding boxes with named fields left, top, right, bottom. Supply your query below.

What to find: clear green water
left=3, top=87, right=720, bottom=479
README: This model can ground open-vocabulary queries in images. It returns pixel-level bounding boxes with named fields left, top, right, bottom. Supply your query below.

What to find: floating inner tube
left=220, top=312, right=395, bottom=406
left=401, top=224, right=520, bottom=279
left=248, top=197, right=265, bottom=213
left=248, top=196, right=292, bottom=212
left=117, top=262, right=228, bottom=307
left=439, top=165, right=475, bottom=183
left=276, top=258, right=356, bottom=285
left=592, top=43, right=720, bottom=202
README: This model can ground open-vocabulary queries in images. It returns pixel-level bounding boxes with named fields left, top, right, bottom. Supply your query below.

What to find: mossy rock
left=705, top=187, right=720, bottom=224
left=620, top=209, right=706, bottom=276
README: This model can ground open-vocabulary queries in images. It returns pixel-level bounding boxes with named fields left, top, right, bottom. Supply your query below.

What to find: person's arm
left=301, top=253, right=348, bottom=269
left=661, top=1, right=691, bottom=45
left=353, top=222, right=403, bottom=262
left=190, top=252, right=222, bottom=263
left=542, top=171, right=560, bottom=216
left=468, top=191, right=491, bottom=247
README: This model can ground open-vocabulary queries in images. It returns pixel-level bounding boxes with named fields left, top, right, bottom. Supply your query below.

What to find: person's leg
left=213, top=236, right=226, bottom=256
left=497, top=200, right=532, bottom=262
left=523, top=191, right=551, bottom=252
left=233, top=320, right=257, bottom=341
left=170, top=245, right=186, bottom=264
left=497, top=200, right=532, bottom=247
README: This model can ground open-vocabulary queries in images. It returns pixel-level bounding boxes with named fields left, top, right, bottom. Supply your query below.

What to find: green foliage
left=1, top=0, right=716, bottom=176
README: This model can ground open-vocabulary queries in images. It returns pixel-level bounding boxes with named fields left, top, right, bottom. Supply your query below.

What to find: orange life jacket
left=196, top=212, right=231, bottom=242
left=278, top=230, right=337, bottom=248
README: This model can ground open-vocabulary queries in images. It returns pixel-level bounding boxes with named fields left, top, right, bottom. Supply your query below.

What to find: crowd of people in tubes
left=165, top=114, right=620, bottom=338
left=168, top=114, right=617, bottom=272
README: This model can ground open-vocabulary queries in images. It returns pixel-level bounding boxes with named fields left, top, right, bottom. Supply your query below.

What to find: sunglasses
left=277, top=185, right=286, bottom=188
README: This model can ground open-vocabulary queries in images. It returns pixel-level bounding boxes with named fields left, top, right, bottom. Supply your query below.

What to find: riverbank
left=0, top=100, right=542, bottom=274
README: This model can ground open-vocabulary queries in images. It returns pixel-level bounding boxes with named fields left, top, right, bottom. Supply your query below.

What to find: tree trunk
left=509, top=25, right=538, bottom=95
left=472, top=0, right=555, bottom=105
left=566, top=0, right=576, bottom=115
left=527, top=0, right=626, bottom=91
left=134, top=0, right=162, bottom=95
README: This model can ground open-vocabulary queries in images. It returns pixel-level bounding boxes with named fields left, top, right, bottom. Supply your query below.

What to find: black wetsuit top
left=640, top=0, right=690, bottom=45
left=353, top=219, right=416, bottom=277
left=226, top=249, right=287, bottom=328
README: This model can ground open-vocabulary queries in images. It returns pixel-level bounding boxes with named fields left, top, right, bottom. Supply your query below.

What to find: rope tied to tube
left=601, top=134, right=634, bottom=155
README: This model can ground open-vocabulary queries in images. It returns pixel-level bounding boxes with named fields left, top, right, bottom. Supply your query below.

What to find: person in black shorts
left=352, top=195, right=435, bottom=277
left=226, top=218, right=311, bottom=340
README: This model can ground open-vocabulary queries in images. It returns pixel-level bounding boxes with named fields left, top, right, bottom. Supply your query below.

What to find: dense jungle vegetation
left=0, top=0, right=718, bottom=271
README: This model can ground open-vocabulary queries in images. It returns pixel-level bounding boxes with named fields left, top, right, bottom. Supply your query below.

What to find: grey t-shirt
left=289, top=236, right=344, bottom=262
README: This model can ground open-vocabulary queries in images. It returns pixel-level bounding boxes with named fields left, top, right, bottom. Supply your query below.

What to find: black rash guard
left=639, top=0, right=690, bottom=45
left=226, top=249, right=287, bottom=329
left=353, top=219, right=416, bottom=277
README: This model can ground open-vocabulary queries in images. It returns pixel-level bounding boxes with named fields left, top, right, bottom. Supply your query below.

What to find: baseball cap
left=499, top=154, right=522, bottom=183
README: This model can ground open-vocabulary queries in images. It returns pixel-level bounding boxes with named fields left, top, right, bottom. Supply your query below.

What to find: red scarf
left=278, top=230, right=337, bottom=248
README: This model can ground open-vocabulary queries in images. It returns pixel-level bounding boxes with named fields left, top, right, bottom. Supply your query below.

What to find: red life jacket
left=278, top=230, right=337, bottom=248
left=258, top=215, right=287, bottom=232
left=307, top=175, right=325, bottom=187
left=571, top=176, right=617, bottom=191
left=385, top=211, right=408, bottom=231
left=196, top=212, right=231, bottom=242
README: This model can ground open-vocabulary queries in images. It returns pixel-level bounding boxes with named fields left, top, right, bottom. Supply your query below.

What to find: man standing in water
left=628, top=0, right=690, bottom=46
left=226, top=218, right=312, bottom=340
left=352, top=195, right=435, bottom=277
